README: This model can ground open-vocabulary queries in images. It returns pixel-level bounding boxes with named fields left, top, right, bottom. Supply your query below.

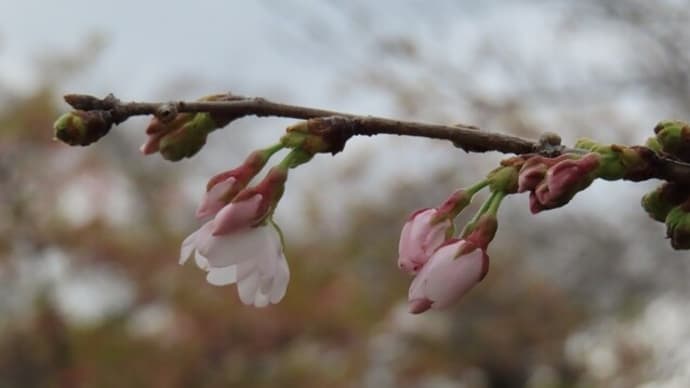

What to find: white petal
left=206, top=266, right=237, bottom=286
left=179, top=230, right=198, bottom=265
left=237, top=272, right=259, bottom=305
left=197, top=226, right=276, bottom=267
left=194, top=251, right=210, bottom=271
left=253, top=292, right=270, bottom=308
left=269, top=254, right=290, bottom=303
left=259, top=275, right=274, bottom=295
left=196, top=178, right=236, bottom=220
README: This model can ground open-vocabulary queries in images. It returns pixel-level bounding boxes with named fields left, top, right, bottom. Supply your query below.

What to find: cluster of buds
left=397, top=164, right=515, bottom=314
left=53, top=91, right=690, bottom=312
left=517, top=153, right=600, bottom=213
left=176, top=115, right=350, bottom=307
left=640, top=121, right=690, bottom=249
left=397, top=127, right=690, bottom=313
left=515, top=137, right=656, bottom=214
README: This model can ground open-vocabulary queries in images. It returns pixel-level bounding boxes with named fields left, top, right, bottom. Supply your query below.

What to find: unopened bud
left=665, top=200, right=690, bottom=249
left=159, top=113, right=216, bottom=161
left=645, top=136, right=662, bottom=153
left=434, top=189, right=472, bottom=222
left=212, top=166, right=289, bottom=234
left=487, top=165, right=519, bottom=194
left=528, top=153, right=600, bottom=212
left=574, top=138, right=599, bottom=152
left=53, top=110, right=112, bottom=146
left=654, top=120, right=690, bottom=161
left=575, top=139, right=648, bottom=181
left=642, top=182, right=690, bottom=222
left=461, top=214, right=498, bottom=253
left=282, top=116, right=353, bottom=155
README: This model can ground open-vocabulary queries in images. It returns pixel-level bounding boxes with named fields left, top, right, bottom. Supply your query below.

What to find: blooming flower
left=407, top=239, right=488, bottom=314
left=397, top=208, right=453, bottom=275
left=179, top=221, right=289, bottom=307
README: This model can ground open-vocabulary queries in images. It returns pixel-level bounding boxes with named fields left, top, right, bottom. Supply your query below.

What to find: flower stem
left=279, top=148, right=314, bottom=170
left=466, top=179, right=489, bottom=196
left=462, top=190, right=506, bottom=236
left=261, top=143, right=285, bottom=158
left=269, top=217, right=286, bottom=249
left=486, top=191, right=507, bottom=216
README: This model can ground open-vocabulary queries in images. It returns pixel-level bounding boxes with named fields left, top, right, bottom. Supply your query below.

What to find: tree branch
left=64, top=93, right=539, bottom=155
left=62, top=93, right=690, bottom=184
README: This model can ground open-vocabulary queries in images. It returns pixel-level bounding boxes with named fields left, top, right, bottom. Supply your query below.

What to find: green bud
left=574, top=140, right=648, bottom=181
left=645, top=136, right=662, bottom=153
left=665, top=201, right=690, bottom=249
left=591, top=145, right=626, bottom=180
left=279, top=148, right=314, bottom=169
left=282, top=117, right=352, bottom=155
left=280, top=126, right=310, bottom=149
left=487, top=165, right=519, bottom=193
left=642, top=183, right=690, bottom=222
left=574, top=138, right=599, bottom=152
left=53, top=110, right=112, bottom=146
left=159, top=113, right=215, bottom=161
left=654, top=120, right=690, bottom=161
left=642, top=186, right=674, bottom=222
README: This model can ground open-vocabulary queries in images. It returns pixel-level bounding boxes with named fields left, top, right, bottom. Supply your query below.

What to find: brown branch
left=62, top=93, right=690, bottom=184
left=64, top=93, right=540, bottom=155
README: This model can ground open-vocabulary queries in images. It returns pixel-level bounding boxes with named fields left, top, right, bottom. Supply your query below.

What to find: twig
left=64, top=93, right=538, bottom=154
left=62, top=93, right=690, bottom=184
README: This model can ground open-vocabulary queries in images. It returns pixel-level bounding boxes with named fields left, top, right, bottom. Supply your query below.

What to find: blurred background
left=1, top=0, right=690, bottom=387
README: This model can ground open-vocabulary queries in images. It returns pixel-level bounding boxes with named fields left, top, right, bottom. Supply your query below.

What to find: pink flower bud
left=529, top=189, right=547, bottom=214
left=434, top=189, right=471, bottom=220
left=518, top=159, right=548, bottom=193
left=212, top=194, right=264, bottom=235
left=211, top=167, right=288, bottom=235
left=528, top=153, right=600, bottom=213
left=408, top=239, right=488, bottom=314
left=140, top=114, right=193, bottom=155
left=517, top=155, right=573, bottom=193
left=546, top=153, right=599, bottom=198
left=195, top=151, right=277, bottom=220
left=397, top=208, right=453, bottom=275
left=463, top=214, right=497, bottom=251
left=139, top=131, right=166, bottom=155
left=196, top=177, right=240, bottom=220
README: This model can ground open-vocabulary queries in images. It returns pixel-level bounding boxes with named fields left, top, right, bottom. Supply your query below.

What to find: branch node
left=537, top=132, right=565, bottom=157
left=155, top=103, right=179, bottom=123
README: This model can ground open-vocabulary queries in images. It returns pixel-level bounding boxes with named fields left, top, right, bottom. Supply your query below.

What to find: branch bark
left=62, top=93, right=690, bottom=184
left=64, top=93, right=539, bottom=155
